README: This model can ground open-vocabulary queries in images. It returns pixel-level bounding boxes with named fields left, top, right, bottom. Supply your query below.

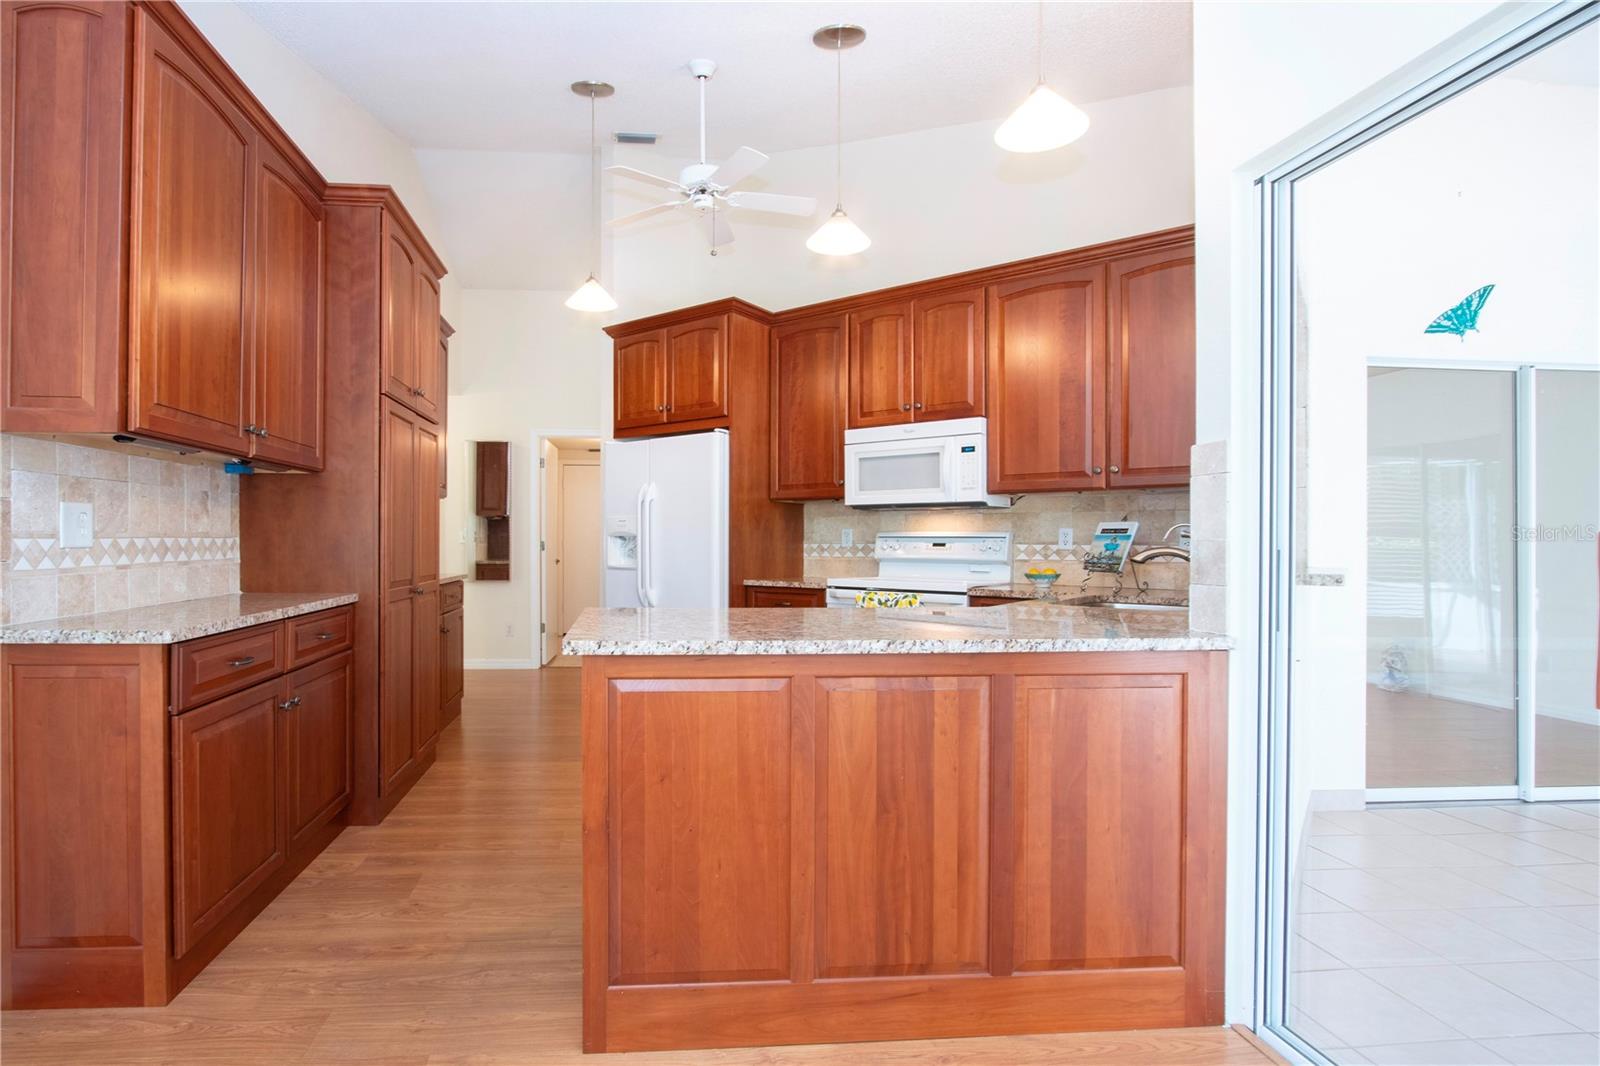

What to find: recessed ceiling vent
left=613, top=132, right=657, bottom=144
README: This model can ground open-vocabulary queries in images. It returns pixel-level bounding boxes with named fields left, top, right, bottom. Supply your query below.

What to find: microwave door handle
left=635, top=483, right=649, bottom=607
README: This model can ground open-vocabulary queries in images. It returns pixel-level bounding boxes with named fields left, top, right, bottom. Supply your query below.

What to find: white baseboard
left=464, top=659, right=540, bottom=670
left=1309, top=789, right=1366, bottom=812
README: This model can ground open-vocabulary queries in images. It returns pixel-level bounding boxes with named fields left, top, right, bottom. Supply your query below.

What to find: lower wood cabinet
left=581, top=651, right=1226, bottom=1052
left=1, top=609, right=355, bottom=1010
left=744, top=584, right=827, bottom=608
left=439, top=583, right=464, bottom=727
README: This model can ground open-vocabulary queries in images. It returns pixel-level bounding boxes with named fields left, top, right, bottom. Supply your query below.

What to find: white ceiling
left=237, top=1, right=1193, bottom=157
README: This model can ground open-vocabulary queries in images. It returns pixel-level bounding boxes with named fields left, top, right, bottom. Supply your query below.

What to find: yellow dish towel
left=855, top=591, right=921, bottom=608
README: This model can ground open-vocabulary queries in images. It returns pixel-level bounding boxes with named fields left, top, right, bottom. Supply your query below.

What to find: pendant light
left=566, top=80, right=619, bottom=312
left=995, top=1, right=1089, bottom=153
left=807, top=24, right=870, bottom=257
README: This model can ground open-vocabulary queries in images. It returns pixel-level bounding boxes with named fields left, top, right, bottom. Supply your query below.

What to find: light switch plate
left=60, top=501, right=93, bottom=548
left=841, top=528, right=854, bottom=547
left=1057, top=527, right=1074, bottom=549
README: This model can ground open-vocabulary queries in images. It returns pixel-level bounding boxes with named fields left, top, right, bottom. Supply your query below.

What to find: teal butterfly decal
left=1424, top=284, right=1494, bottom=339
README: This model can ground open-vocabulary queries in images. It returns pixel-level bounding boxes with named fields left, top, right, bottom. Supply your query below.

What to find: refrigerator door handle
left=642, top=483, right=659, bottom=606
left=634, top=483, right=649, bottom=607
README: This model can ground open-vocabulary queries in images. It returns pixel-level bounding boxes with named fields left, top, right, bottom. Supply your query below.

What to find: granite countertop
left=441, top=573, right=469, bottom=584
left=562, top=600, right=1227, bottom=656
left=968, top=583, right=1190, bottom=607
left=0, top=592, right=359, bottom=645
left=742, top=577, right=831, bottom=589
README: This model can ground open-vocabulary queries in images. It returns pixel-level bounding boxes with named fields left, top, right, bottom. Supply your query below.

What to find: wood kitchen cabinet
left=381, top=223, right=443, bottom=424
left=438, top=318, right=455, bottom=497
left=1105, top=246, right=1196, bottom=488
left=986, top=264, right=1107, bottom=493
left=611, top=313, right=729, bottom=431
left=439, top=579, right=464, bottom=728
left=770, top=314, right=847, bottom=500
left=2, top=609, right=355, bottom=1009
left=847, top=301, right=913, bottom=428
left=613, top=330, right=666, bottom=430
left=847, top=290, right=984, bottom=429
left=743, top=584, right=827, bottom=607
left=2, top=1, right=330, bottom=470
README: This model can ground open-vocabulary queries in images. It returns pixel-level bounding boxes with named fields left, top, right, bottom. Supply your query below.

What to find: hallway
left=0, top=670, right=1275, bottom=1065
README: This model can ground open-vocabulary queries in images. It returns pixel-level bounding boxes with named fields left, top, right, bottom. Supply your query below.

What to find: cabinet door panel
left=250, top=141, right=324, bottom=469
left=770, top=315, right=846, bottom=500
left=609, top=678, right=793, bottom=985
left=1106, top=248, right=1195, bottom=488
left=986, top=266, right=1106, bottom=493
left=379, top=590, right=417, bottom=793
left=413, top=584, right=441, bottom=754
left=814, top=677, right=990, bottom=978
left=414, top=419, right=441, bottom=585
left=284, top=652, right=352, bottom=852
left=913, top=287, right=985, bottom=421
left=171, top=678, right=285, bottom=957
left=381, top=400, right=418, bottom=594
left=1, top=0, right=128, bottom=432
left=848, top=302, right=913, bottom=429
left=664, top=316, right=727, bottom=423
left=1009, top=675, right=1184, bottom=971
left=614, top=331, right=665, bottom=431
left=381, top=225, right=418, bottom=407
left=409, top=269, right=442, bottom=422
left=130, top=13, right=253, bottom=455
left=440, top=607, right=464, bottom=704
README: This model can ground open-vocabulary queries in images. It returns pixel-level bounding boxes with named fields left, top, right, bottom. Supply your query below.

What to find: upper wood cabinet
left=986, top=264, right=1107, bottom=494
left=129, top=9, right=256, bottom=457
left=1, top=2, right=332, bottom=470
left=1105, top=247, right=1196, bottom=489
left=771, top=314, right=847, bottom=500
left=250, top=138, right=325, bottom=469
left=913, top=286, right=986, bottom=422
left=663, top=315, right=727, bottom=423
left=847, top=302, right=912, bottom=428
left=437, top=318, right=454, bottom=497
left=380, top=221, right=443, bottom=424
left=613, top=330, right=666, bottom=430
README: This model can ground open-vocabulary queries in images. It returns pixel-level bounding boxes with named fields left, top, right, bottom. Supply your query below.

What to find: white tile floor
left=1289, top=802, right=1600, bottom=1066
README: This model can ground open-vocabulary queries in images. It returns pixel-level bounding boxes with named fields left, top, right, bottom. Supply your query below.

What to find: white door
left=641, top=432, right=728, bottom=609
left=539, top=438, right=560, bottom=663
left=558, top=462, right=602, bottom=637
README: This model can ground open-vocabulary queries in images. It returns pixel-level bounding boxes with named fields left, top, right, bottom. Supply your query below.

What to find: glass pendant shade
left=806, top=207, right=871, bottom=257
left=994, top=82, right=1089, bottom=153
left=564, top=274, right=618, bottom=312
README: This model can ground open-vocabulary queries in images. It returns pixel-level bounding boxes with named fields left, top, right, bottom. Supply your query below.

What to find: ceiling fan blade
left=605, top=165, right=684, bottom=191
left=607, top=201, right=683, bottom=228
left=707, top=146, right=767, bottom=189
left=725, top=191, right=817, bottom=217
left=707, top=209, right=735, bottom=248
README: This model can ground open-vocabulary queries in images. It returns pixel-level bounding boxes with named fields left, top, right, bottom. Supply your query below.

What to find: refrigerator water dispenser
left=605, top=515, right=638, bottom=569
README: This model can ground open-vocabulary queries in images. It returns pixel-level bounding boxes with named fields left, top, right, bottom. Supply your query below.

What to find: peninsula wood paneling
left=1010, top=674, right=1184, bottom=972
left=607, top=678, right=793, bottom=986
left=1106, top=248, right=1196, bottom=488
left=813, top=676, right=990, bottom=979
left=0, top=0, right=129, bottom=433
left=770, top=314, right=847, bottom=500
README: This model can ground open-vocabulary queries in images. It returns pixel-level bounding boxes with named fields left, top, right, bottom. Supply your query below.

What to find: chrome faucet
left=1129, top=523, right=1191, bottom=564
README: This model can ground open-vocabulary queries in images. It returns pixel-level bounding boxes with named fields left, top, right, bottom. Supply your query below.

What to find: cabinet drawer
left=744, top=585, right=826, bottom=608
left=172, top=624, right=285, bottom=712
left=287, top=606, right=354, bottom=668
left=440, top=580, right=463, bottom=613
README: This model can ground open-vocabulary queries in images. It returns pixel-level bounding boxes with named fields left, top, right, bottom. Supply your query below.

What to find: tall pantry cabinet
left=241, top=185, right=449, bottom=824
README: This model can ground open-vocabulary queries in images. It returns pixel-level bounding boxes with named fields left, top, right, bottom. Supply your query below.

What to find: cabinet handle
left=1109, top=465, right=1120, bottom=474
left=412, top=586, right=424, bottom=595
left=440, top=626, right=449, bottom=634
left=1092, top=466, right=1103, bottom=475
left=226, top=656, right=256, bottom=668
left=277, top=696, right=301, bottom=711
left=774, top=601, right=792, bottom=607
left=314, top=632, right=334, bottom=641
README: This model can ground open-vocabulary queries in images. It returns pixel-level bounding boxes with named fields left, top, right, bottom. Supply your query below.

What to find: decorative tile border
left=9, top=536, right=240, bottom=572
left=802, top=543, right=876, bottom=559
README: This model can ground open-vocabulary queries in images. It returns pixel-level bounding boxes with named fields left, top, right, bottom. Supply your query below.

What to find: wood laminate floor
left=0, top=669, right=1279, bottom=1066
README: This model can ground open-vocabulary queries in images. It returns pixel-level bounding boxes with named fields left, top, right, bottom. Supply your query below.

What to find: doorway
left=536, top=436, right=603, bottom=666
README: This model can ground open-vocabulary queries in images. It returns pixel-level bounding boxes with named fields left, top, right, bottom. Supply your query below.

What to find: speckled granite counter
left=0, top=592, right=359, bottom=644
left=742, top=578, right=830, bottom=589
left=968, top=583, right=1190, bottom=607
left=562, top=599, right=1227, bottom=656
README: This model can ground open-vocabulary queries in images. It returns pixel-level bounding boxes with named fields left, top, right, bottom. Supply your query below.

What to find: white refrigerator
left=601, top=430, right=729, bottom=608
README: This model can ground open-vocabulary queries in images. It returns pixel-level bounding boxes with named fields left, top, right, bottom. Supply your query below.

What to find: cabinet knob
left=913, top=402, right=923, bottom=410
left=901, top=403, right=911, bottom=411
left=412, top=586, right=424, bottom=595
left=227, top=656, right=256, bottom=669
left=1109, top=465, right=1120, bottom=474
left=1092, top=466, right=1103, bottom=475
left=836, top=479, right=844, bottom=486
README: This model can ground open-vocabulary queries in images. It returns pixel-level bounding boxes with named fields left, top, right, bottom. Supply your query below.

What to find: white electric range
left=824, top=532, right=1013, bottom=608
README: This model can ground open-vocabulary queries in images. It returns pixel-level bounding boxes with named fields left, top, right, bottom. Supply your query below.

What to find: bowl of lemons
left=1024, top=567, right=1060, bottom=589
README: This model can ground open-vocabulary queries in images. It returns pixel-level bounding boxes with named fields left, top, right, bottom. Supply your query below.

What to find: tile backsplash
left=1, top=435, right=240, bottom=624
left=802, top=487, right=1191, bottom=594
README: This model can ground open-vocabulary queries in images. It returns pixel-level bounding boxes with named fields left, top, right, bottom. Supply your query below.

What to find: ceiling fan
left=606, top=59, right=817, bottom=251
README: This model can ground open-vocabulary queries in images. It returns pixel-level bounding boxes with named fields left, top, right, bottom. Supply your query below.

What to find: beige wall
left=1, top=436, right=240, bottom=624
left=801, top=488, right=1191, bottom=593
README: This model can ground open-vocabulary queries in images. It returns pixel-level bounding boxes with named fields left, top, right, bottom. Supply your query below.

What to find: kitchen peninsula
left=564, top=600, right=1228, bottom=1053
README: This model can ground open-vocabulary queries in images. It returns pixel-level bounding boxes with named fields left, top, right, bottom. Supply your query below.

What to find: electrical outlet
left=59, top=501, right=93, bottom=549
left=504, top=624, right=514, bottom=638
left=841, top=528, right=854, bottom=547
left=1057, top=527, right=1074, bottom=549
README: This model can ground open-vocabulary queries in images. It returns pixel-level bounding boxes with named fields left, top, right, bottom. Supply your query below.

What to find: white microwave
left=843, top=417, right=1012, bottom=509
